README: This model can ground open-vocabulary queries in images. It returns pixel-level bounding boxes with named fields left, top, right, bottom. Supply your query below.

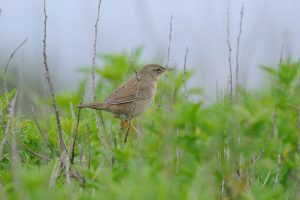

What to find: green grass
left=1, top=52, right=300, bottom=199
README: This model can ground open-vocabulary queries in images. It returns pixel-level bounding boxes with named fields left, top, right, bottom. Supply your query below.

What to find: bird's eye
left=155, top=68, right=161, bottom=72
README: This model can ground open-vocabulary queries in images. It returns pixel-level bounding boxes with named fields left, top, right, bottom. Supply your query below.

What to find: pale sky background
left=0, top=0, right=300, bottom=99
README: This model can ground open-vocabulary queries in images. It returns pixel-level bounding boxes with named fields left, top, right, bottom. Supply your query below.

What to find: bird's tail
left=77, top=102, right=106, bottom=110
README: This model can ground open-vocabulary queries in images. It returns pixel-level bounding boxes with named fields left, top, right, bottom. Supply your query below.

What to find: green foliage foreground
left=1, top=53, right=300, bottom=200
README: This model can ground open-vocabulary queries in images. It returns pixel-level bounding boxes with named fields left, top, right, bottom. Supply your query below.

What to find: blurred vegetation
left=0, top=51, right=300, bottom=200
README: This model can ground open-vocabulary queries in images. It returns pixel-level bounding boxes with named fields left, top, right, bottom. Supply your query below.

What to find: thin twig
left=31, top=106, right=54, bottom=154
left=226, top=0, right=233, bottom=103
left=64, top=151, right=71, bottom=184
left=93, top=110, right=112, bottom=166
left=87, top=123, right=91, bottom=169
left=113, top=122, right=118, bottom=149
left=98, top=111, right=110, bottom=148
left=3, top=38, right=27, bottom=108
left=158, top=16, right=173, bottom=108
left=129, top=51, right=140, bottom=80
left=108, top=121, right=113, bottom=149
left=0, top=91, right=18, bottom=160
left=43, top=0, right=66, bottom=154
left=176, top=128, right=180, bottom=173
left=254, top=46, right=284, bottom=164
left=68, top=102, right=76, bottom=157
left=183, top=47, right=189, bottom=100
left=235, top=2, right=244, bottom=89
left=92, top=0, right=103, bottom=100
left=70, top=168, right=85, bottom=186
left=274, top=153, right=281, bottom=184
left=49, top=157, right=62, bottom=188
left=90, top=0, right=110, bottom=151
left=93, top=110, right=107, bottom=149
left=11, top=126, right=21, bottom=196
left=279, top=46, right=284, bottom=65
left=0, top=104, right=5, bottom=134
left=70, top=89, right=85, bottom=163
left=23, top=145, right=51, bottom=161
left=271, top=46, right=284, bottom=139
left=216, top=81, right=219, bottom=101
left=124, top=54, right=140, bottom=144
left=80, top=127, right=84, bottom=167
left=297, top=61, right=300, bottom=198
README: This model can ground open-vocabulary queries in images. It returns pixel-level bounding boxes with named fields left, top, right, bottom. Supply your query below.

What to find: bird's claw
left=121, top=120, right=129, bottom=129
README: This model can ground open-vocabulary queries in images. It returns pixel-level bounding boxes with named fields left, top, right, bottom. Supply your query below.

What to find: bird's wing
left=104, top=77, right=149, bottom=105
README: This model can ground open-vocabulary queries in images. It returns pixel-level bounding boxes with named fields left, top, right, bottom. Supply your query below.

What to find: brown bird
left=78, top=64, right=174, bottom=127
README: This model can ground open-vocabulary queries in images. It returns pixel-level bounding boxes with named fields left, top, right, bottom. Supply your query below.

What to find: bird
left=77, top=64, right=174, bottom=128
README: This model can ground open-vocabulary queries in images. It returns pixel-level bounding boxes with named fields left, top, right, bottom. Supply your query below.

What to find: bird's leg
left=120, top=120, right=129, bottom=129
left=120, top=120, right=139, bottom=135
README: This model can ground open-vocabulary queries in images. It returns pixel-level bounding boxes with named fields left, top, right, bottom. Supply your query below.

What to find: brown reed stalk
left=87, top=123, right=91, bottom=169
left=93, top=109, right=113, bottom=166
left=124, top=54, right=140, bottom=144
left=31, top=106, right=54, bottom=154
left=92, top=0, right=103, bottom=100
left=91, top=0, right=110, bottom=150
left=226, top=0, right=233, bottom=103
left=158, top=16, right=173, bottom=108
left=254, top=46, right=284, bottom=164
left=70, top=89, right=85, bottom=163
left=235, top=2, right=244, bottom=89
left=296, top=61, right=300, bottom=199
left=43, top=0, right=66, bottom=154
left=183, top=47, right=189, bottom=100
left=2, top=38, right=27, bottom=107
left=0, top=91, right=18, bottom=160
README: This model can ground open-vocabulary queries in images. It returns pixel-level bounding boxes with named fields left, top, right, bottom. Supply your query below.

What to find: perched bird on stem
left=78, top=64, right=174, bottom=128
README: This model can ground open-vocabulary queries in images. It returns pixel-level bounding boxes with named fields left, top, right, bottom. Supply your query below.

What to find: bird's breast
left=139, top=80, right=157, bottom=100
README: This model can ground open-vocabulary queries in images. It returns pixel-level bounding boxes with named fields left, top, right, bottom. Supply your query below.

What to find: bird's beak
left=165, top=67, right=175, bottom=71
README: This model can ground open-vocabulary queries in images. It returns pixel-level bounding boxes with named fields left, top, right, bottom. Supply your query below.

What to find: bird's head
left=139, top=64, right=175, bottom=81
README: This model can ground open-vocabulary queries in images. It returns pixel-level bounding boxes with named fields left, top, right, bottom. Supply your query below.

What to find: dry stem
left=0, top=91, right=18, bottom=160
left=124, top=54, right=140, bottom=144
left=31, top=106, right=54, bottom=154
left=158, top=16, right=173, bottom=108
left=235, top=2, right=244, bottom=89
left=0, top=104, right=5, bottom=134
left=91, top=0, right=109, bottom=151
left=23, top=145, right=51, bottom=161
left=80, top=129, right=84, bottom=167
left=3, top=38, right=27, bottom=107
left=183, top=47, right=189, bottom=100
left=254, top=46, right=284, bottom=164
left=226, top=0, right=233, bottom=103
left=87, top=123, right=91, bottom=169
left=11, top=126, right=21, bottom=196
left=274, top=153, right=281, bottom=184
left=70, top=89, right=85, bottom=163
left=49, top=157, right=62, bottom=188
left=93, top=110, right=112, bottom=166
left=297, top=61, right=300, bottom=198
left=271, top=46, right=284, bottom=139
left=92, top=0, right=103, bottom=100
left=43, top=0, right=66, bottom=154
left=176, top=128, right=180, bottom=173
